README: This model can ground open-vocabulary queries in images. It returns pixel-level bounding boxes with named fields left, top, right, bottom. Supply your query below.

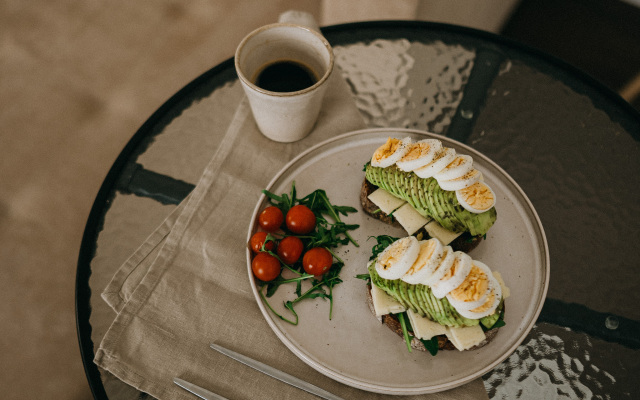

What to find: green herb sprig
left=368, top=235, right=399, bottom=260
left=256, top=182, right=359, bottom=325
left=397, top=311, right=439, bottom=356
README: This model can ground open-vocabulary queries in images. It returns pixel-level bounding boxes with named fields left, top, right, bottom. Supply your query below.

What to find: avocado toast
left=360, top=137, right=505, bottom=353
left=361, top=137, right=498, bottom=252
left=363, top=235, right=509, bottom=354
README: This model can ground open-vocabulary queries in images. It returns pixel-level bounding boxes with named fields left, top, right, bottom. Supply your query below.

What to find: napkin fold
left=96, top=65, right=489, bottom=399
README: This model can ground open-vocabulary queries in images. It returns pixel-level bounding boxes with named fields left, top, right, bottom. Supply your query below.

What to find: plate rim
left=246, top=127, right=550, bottom=394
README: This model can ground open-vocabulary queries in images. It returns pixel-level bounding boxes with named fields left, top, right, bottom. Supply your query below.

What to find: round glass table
left=77, top=21, right=640, bottom=399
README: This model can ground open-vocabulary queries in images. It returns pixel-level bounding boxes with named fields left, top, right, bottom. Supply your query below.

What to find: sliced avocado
left=414, top=286, right=434, bottom=320
left=480, top=300, right=503, bottom=329
left=432, top=187, right=455, bottom=233
left=443, top=296, right=478, bottom=327
left=424, top=178, right=440, bottom=221
left=395, top=168, right=407, bottom=197
left=416, top=178, right=430, bottom=214
left=407, top=284, right=429, bottom=317
left=434, top=184, right=464, bottom=233
left=386, top=280, right=407, bottom=309
left=423, top=286, right=453, bottom=326
left=437, top=295, right=457, bottom=326
left=431, top=184, right=450, bottom=229
left=390, top=169, right=404, bottom=199
left=431, top=291, right=456, bottom=327
left=402, top=281, right=418, bottom=314
left=381, top=168, right=393, bottom=193
left=365, top=164, right=497, bottom=237
left=396, top=280, right=414, bottom=312
left=370, top=263, right=481, bottom=328
left=385, top=167, right=398, bottom=195
left=422, top=286, right=445, bottom=324
left=378, top=168, right=391, bottom=193
left=408, top=175, right=421, bottom=211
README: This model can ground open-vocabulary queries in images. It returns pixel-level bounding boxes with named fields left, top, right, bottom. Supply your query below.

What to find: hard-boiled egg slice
left=401, top=238, right=444, bottom=284
left=431, top=251, right=472, bottom=299
left=396, top=139, right=442, bottom=172
left=433, top=155, right=473, bottom=181
left=446, top=261, right=492, bottom=311
left=438, top=168, right=483, bottom=191
left=413, top=148, right=457, bottom=179
left=422, top=245, right=456, bottom=286
left=371, top=137, right=412, bottom=168
left=375, top=236, right=420, bottom=280
left=455, top=263, right=502, bottom=319
left=455, top=182, right=496, bottom=213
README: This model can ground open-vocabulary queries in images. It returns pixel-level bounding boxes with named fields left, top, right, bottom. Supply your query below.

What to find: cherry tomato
left=251, top=252, right=281, bottom=281
left=249, top=231, right=276, bottom=253
left=258, top=206, right=284, bottom=232
left=286, top=205, right=316, bottom=234
left=277, top=236, right=304, bottom=264
left=302, top=247, right=333, bottom=276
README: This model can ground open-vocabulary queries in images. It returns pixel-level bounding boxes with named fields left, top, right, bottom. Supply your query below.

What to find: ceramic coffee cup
left=235, top=22, right=334, bottom=142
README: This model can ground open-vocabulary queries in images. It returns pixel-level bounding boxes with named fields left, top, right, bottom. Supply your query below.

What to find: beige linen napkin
left=96, top=68, right=489, bottom=399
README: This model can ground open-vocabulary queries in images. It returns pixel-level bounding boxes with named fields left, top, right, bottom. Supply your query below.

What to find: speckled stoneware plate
left=247, top=128, right=550, bottom=395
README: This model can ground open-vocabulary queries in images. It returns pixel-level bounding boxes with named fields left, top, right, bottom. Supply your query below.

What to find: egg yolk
left=372, top=137, right=401, bottom=163
left=445, top=156, right=466, bottom=169
left=449, top=265, right=488, bottom=302
left=400, top=142, right=431, bottom=162
left=458, top=182, right=494, bottom=210
left=440, top=257, right=458, bottom=282
left=470, top=290, right=496, bottom=313
left=406, top=240, right=436, bottom=274
left=379, top=240, right=407, bottom=270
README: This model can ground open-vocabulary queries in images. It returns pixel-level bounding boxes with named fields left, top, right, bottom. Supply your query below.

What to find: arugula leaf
left=256, top=182, right=359, bottom=325
left=258, top=288, right=298, bottom=325
left=488, top=319, right=506, bottom=330
left=354, top=273, right=371, bottom=281
left=398, top=311, right=439, bottom=356
left=368, top=235, right=399, bottom=260
left=483, top=304, right=506, bottom=331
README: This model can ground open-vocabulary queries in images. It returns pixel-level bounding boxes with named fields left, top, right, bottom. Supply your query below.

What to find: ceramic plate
left=246, top=128, right=549, bottom=395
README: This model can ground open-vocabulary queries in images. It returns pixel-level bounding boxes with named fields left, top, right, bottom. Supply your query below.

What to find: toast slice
left=360, top=179, right=483, bottom=253
left=365, top=284, right=500, bottom=352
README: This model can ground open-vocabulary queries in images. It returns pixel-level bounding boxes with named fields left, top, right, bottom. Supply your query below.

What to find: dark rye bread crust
left=360, top=178, right=483, bottom=253
left=365, top=284, right=500, bottom=352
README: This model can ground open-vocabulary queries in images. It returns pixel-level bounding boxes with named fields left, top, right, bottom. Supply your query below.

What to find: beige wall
left=322, top=0, right=521, bottom=32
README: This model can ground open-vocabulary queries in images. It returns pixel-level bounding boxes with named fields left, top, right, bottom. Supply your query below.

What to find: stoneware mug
left=234, top=19, right=334, bottom=142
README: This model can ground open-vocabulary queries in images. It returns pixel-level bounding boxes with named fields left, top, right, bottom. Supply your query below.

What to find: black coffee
left=254, top=60, right=318, bottom=92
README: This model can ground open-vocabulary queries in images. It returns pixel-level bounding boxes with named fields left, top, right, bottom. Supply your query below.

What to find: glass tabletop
left=76, top=21, right=640, bottom=399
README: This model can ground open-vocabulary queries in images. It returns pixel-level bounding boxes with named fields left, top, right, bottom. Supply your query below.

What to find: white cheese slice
left=367, top=189, right=406, bottom=215
left=371, top=283, right=406, bottom=317
left=406, top=309, right=448, bottom=340
left=493, top=271, right=510, bottom=299
left=424, top=219, right=463, bottom=245
left=392, top=203, right=432, bottom=235
left=446, top=325, right=486, bottom=351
